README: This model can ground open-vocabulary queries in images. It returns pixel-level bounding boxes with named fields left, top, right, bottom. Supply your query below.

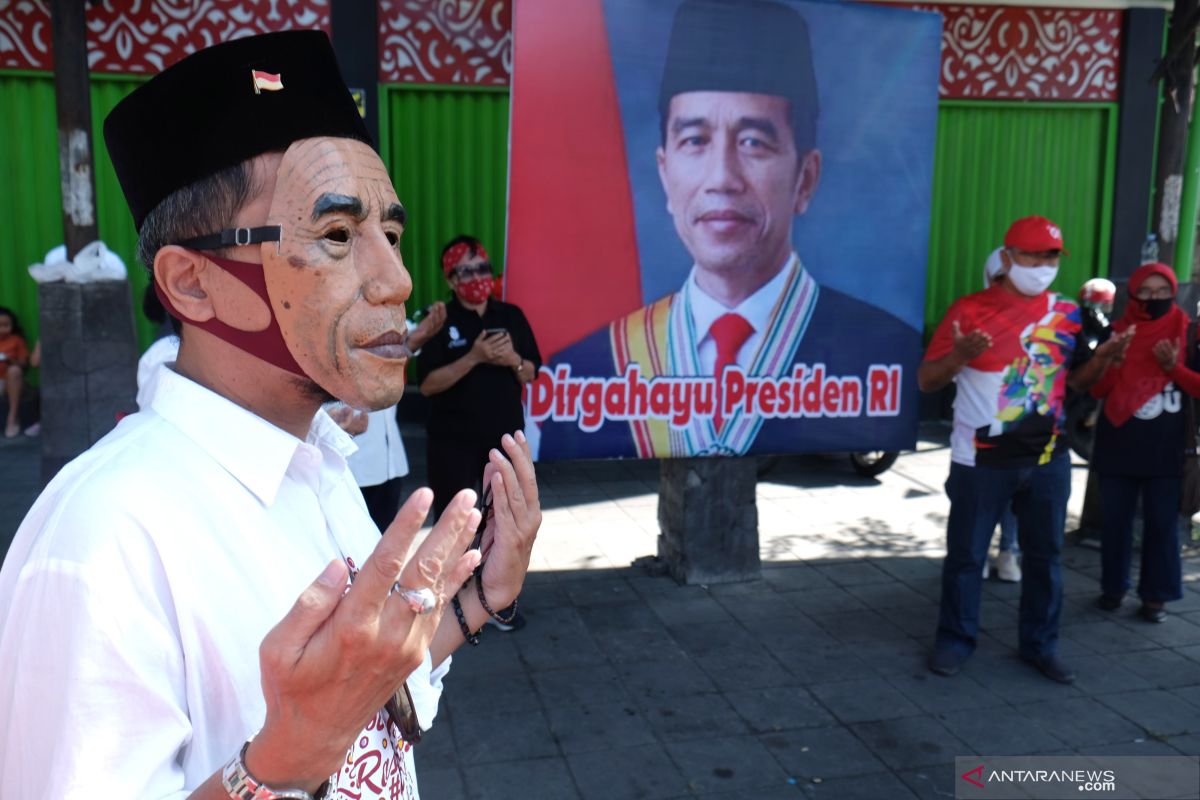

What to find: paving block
left=851, top=716, right=970, bottom=769
left=1098, top=689, right=1200, bottom=737
left=1108, top=648, right=1200, bottom=689
left=757, top=726, right=885, bottom=781
left=801, top=770, right=919, bottom=799
left=665, top=734, right=790, bottom=795
left=589, top=627, right=687, bottom=664
left=724, top=686, right=836, bottom=734
left=619, top=656, right=718, bottom=700
left=530, top=664, right=630, bottom=708
left=885, top=671, right=1006, bottom=714
left=415, top=766, right=466, bottom=800
left=694, top=646, right=795, bottom=692
left=566, top=743, right=686, bottom=800
left=812, top=560, right=894, bottom=587
left=513, top=607, right=608, bottom=672
left=936, top=706, right=1068, bottom=756
left=809, top=677, right=923, bottom=724
left=451, top=708, right=558, bottom=766
left=640, top=691, right=748, bottom=742
left=546, top=701, right=657, bottom=755
left=1012, top=697, right=1148, bottom=749
left=462, top=757, right=580, bottom=800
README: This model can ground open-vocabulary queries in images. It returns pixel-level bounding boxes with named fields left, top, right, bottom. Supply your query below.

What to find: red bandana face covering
left=153, top=251, right=306, bottom=376
left=455, top=276, right=494, bottom=305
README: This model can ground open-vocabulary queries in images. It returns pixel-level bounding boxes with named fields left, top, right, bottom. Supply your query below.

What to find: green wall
left=925, top=100, right=1119, bottom=335
left=379, top=84, right=510, bottom=317
left=0, top=71, right=151, bottom=350
left=0, top=75, right=1125, bottom=353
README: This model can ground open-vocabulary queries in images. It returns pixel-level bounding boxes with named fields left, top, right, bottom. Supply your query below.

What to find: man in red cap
left=918, top=215, right=1133, bottom=684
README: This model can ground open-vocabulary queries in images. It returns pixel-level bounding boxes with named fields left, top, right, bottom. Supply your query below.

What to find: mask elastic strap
left=153, top=247, right=306, bottom=377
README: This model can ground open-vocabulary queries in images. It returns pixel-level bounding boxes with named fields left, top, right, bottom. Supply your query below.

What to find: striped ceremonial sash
left=673, top=254, right=818, bottom=456
left=609, top=295, right=674, bottom=457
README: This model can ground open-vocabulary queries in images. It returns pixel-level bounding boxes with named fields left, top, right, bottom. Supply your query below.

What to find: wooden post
left=51, top=0, right=98, bottom=259
left=41, top=0, right=139, bottom=483
left=1151, top=0, right=1199, bottom=271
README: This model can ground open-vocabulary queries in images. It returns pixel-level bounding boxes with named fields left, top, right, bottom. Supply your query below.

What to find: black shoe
left=1138, top=604, right=1167, bottom=624
left=1022, top=653, right=1076, bottom=684
left=1095, top=594, right=1123, bottom=611
left=929, top=649, right=965, bottom=677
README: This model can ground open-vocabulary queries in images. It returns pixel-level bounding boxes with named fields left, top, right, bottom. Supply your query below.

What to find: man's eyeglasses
left=452, top=262, right=493, bottom=280
left=1134, top=287, right=1173, bottom=300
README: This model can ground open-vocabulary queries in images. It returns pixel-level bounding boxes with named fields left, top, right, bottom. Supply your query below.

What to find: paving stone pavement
left=3, top=422, right=1199, bottom=799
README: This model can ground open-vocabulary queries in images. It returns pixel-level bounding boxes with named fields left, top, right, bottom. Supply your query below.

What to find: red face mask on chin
left=455, top=277, right=494, bottom=305
left=154, top=252, right=306, bottom=376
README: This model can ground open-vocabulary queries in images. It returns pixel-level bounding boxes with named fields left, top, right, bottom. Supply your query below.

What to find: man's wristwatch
left=514, top=358, right=524, bottom=375
left=222, top=741, right=326, bottom=800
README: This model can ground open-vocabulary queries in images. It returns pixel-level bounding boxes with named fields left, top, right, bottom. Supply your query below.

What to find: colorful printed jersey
left=925, top=287, right=1085, bottom=467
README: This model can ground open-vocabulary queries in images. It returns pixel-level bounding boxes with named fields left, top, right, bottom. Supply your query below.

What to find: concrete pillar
left=657, top=457, right=760, bottom=584
left=38, top=282, right=138, bottom=483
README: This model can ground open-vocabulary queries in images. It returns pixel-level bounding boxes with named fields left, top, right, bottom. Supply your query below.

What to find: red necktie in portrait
left=710, top=312, right=753, bottom=432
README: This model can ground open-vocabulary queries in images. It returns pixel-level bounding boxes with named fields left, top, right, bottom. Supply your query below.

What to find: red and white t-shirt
left=925, top=286, right=1084, bottom=467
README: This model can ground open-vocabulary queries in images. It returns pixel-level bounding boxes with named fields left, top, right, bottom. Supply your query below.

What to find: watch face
left=223, top=742, right=316, bottom=800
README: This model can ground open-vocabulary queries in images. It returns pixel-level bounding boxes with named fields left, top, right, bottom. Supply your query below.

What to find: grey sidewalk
left=2, top=425, right=1199, bottom=799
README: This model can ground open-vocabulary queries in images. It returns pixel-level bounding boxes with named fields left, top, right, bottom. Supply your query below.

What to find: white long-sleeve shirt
left=0, top=366, right=445, bottom=799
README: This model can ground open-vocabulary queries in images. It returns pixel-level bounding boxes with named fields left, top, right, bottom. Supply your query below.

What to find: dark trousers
left=1099, top=473, right=1183, bottom=604
left=360, top=476, right=405, bottom=533
left=936, top=453, right=1072, bottom=659
left=427, top=436, right=495, bottom=520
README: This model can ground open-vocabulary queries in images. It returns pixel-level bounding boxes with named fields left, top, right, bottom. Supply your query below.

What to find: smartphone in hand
left=484, top=327, right=507, bottom=338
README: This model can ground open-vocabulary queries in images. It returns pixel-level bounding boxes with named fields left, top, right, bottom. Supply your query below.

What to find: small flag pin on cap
left=251, top=70, right=284, bottom=94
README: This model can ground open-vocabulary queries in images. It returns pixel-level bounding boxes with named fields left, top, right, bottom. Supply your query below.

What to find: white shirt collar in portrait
left=687, top=253, right=796, bottom=373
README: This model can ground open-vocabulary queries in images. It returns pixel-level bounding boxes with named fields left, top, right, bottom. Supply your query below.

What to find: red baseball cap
left=1004, top=216, right=1068, bottom=255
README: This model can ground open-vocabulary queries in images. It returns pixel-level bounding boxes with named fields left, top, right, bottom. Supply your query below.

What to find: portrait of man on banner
left=514, top=0, right=941, bottom=460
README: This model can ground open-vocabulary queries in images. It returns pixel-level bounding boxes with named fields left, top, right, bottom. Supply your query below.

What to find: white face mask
left=1007, top=264, right=1058, bottom=296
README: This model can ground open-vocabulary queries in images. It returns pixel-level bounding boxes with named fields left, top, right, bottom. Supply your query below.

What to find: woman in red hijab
left=1090, top=263, right=1200, bottom=622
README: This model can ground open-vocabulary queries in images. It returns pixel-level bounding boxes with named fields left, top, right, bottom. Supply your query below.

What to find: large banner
left=507, top=0, right=941, bottom=460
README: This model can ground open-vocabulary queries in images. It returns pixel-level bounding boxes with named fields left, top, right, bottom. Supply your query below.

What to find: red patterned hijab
left=1102, top=263, right=1190, bottom=426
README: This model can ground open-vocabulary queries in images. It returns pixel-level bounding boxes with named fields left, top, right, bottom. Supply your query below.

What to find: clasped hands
left=248, top=432, right=540, bottom=792
left=1153, top=338, right=1181, bottom=372
left=470, top=329, right=521, bottom=369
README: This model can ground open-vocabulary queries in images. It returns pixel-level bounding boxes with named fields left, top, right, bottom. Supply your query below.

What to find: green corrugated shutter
left=925, top=100, right=1118, bottom=336
left=0, top=72, right=65, bottom=348
left=379, top=85, right=510, bottom=316
left=0, top=71, right=152, bottom=349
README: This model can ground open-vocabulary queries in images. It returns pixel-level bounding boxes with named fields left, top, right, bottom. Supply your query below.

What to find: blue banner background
left=602, top=0, right=942, bottom=332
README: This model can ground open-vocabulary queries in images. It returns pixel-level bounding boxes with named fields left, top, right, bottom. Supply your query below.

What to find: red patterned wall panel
left=1, top=1, right=1122, bottom=98
left=377, top=0, right=511, bottom=84
left=0, top=0, right=331, bottom=74
left=898, top=4, right=1122, bottom=101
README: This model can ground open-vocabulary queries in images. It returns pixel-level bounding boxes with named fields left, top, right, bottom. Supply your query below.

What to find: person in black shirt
left=418, top=235, right=542, bottom=521
left=1090, top=262, right=1200, bottom=623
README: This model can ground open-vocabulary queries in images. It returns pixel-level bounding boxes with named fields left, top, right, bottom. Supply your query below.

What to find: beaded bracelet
left=475, top=575, right=519, bottom=625
left=451, top=592, right=481, bottom=646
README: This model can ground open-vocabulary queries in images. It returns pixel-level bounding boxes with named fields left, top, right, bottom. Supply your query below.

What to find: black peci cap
left=104, top=30, right=371, bottom=231
left=658, top=0, right=818, bottom=152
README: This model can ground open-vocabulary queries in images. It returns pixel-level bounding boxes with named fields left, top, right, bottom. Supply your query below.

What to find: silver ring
left=392, top=585, right=437, bottom=615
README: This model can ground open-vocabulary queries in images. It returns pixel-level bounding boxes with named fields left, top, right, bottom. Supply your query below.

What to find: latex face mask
left=261, top=137, right=414, bottom=410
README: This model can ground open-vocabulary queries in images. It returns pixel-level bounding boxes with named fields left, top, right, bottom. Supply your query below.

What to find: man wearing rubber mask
left=919, top=215, right=1133, bottom=686
left=418, top=235, right=542, bottom=522
left=0, top=31, right=541, bottom=800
